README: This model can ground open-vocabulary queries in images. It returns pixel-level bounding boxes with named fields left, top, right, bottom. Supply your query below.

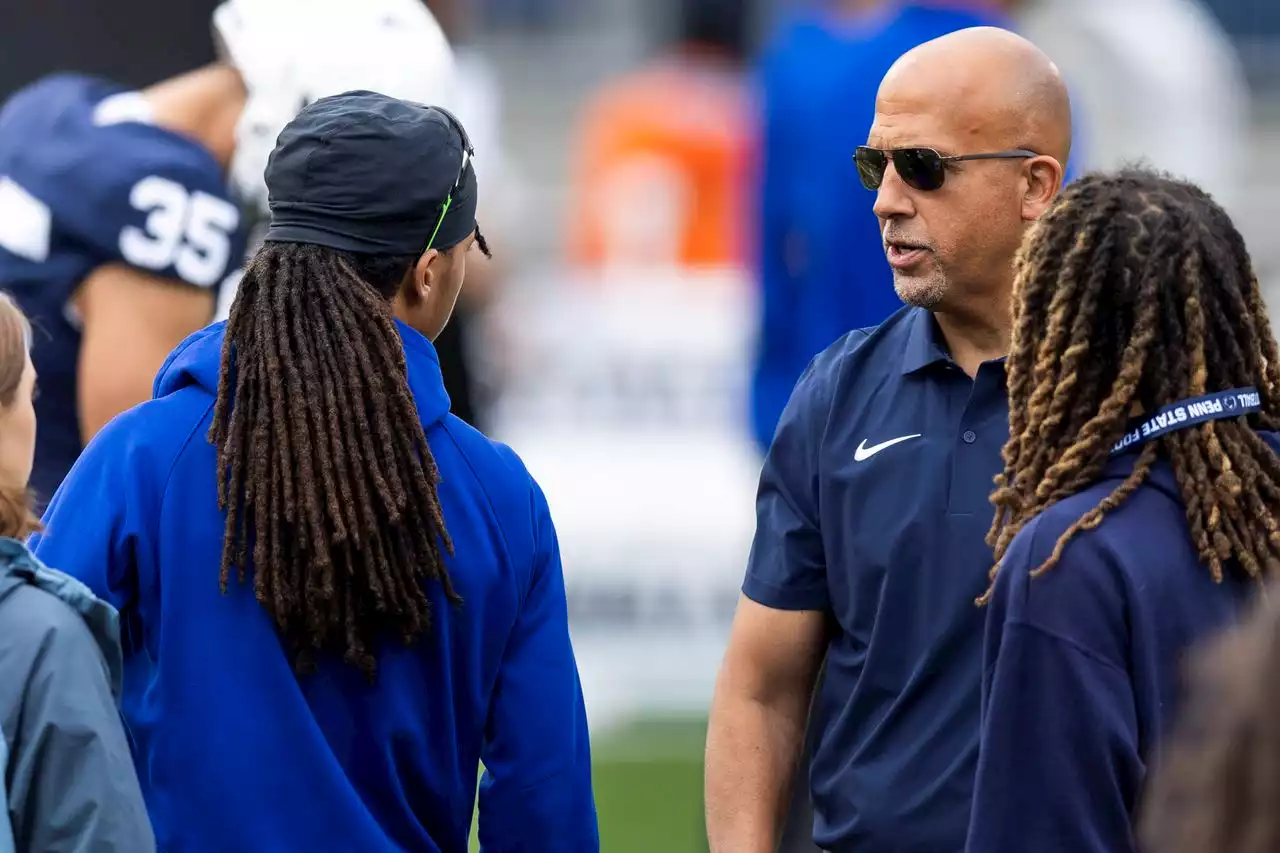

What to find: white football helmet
left=212, top=0, right=458, bottom=213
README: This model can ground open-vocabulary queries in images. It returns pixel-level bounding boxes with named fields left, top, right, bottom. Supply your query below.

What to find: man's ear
left=407, top=248, right=441, bottom=305
left=1021, top=156, right=1064, bottom=222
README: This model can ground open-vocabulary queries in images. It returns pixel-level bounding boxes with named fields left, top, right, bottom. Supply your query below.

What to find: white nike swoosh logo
left=854, top=434, right=922, bottom=462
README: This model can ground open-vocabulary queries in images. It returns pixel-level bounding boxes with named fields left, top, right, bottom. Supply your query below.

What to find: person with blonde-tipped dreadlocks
left=27, top=91, right=599, bottom=853
left=964, top=168, right=1280, bottom=853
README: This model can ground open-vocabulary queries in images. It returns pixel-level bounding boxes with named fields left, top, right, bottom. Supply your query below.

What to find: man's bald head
left=865, top=27, right=1071, bottom=320
left=877, top=27, right=1072, bottom=166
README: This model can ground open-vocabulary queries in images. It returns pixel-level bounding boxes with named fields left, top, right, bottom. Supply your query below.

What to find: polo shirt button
left=963, top=430, right=977, bottom=444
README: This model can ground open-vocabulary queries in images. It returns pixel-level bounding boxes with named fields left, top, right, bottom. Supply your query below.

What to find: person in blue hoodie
left=967, top=169, right=1280, bottom=853
left=29, top=90, right=599, bottom=853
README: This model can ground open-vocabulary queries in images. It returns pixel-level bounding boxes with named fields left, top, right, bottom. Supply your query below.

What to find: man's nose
left=872, top=163, right=917, bottom=223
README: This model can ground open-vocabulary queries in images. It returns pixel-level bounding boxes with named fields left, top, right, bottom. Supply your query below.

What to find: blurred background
left=4, top=0, right=1280, bottom=850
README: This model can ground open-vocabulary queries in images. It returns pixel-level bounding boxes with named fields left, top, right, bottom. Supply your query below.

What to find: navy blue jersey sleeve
left=0, top=78, right=246, bottom=295
left=965, top=516, right=1142, bottom=853
left=742, top=349, right=835, bottom=612
left=62, top=116, right=245, bottom=290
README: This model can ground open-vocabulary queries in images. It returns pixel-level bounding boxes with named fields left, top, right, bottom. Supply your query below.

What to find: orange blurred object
left=566, top=51, right=754, bottom=273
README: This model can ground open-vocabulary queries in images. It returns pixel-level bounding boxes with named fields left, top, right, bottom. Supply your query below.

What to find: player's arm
left=75, top=263, right=214, bottom=441
left=706, top=357, right=832, bottom=853
left=51, top=125, right=245, bottom=441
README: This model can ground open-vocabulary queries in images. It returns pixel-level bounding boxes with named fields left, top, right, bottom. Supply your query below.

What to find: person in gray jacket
left=0, top=292, right=153, bottom=853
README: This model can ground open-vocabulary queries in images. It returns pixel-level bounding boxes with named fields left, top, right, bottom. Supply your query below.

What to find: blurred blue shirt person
left=32, top=91, right=598, bottom=853
left=750, top=0, right=1076, bottom=451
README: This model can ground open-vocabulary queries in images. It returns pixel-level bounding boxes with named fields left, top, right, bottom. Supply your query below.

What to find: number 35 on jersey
left=120, top=175, right=240, bottom=289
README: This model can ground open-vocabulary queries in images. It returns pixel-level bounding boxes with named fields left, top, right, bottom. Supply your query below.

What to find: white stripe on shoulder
left=92, top=92, right=156, bottom=127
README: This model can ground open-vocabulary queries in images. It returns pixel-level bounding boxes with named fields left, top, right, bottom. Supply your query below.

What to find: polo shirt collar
left=901, top=308, right=953, bottom=375
left=900, top=307, right=1012, bottom=376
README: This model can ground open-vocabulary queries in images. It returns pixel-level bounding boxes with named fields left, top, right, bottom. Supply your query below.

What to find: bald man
left=705, top=27, right=1070, bottom=853
left=748, top=0, right=1044, bottom=456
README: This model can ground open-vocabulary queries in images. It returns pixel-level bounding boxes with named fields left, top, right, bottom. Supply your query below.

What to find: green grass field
left=470, top=717, right=707, bottom=852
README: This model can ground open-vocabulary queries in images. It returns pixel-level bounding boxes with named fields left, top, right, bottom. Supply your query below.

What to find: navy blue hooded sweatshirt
left=29, top=320, right=599, bottom=853
left=964, top=436, right=1280, bottom=853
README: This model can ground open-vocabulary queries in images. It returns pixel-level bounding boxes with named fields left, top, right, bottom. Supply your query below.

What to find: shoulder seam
left=434, top=420, right=520, bottom=576
left=811, top=330, right=868, bottom=461
left=1002, top=619, right=1128, bottom=676
left=158, top=399, right=218, bottom=562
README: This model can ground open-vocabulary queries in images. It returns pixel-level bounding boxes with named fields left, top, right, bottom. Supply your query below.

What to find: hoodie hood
left=152, top=318, right=452, bottom=426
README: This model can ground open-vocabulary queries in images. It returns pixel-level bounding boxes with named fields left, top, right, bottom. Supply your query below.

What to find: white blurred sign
left=490, top=266, right=760, bottom=732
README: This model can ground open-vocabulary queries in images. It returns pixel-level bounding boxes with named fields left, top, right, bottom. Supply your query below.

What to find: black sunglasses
left=854, top=146, right=1038, bottom=192
left=425, top=106, right=475, bottom=250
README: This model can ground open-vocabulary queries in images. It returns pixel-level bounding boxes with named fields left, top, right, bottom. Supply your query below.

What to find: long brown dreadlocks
left=1140, top=588, right=1280, bottom=853
left=983, top=168, right=1280, bottom=601
left=208, top=241, right=474, bottom=677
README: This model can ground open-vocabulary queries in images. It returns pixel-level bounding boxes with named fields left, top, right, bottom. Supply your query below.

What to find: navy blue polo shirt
left=744, top=306, right=1008, bottom=852
left=965, top=435, right=1278, bottom=853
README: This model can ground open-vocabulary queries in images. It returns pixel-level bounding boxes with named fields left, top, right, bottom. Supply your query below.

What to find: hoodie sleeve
left=965, top=517, right=1142, bottom=853
left=477, top=480, right=598, bottom=852
left=29, top=406, right=160, bottom=614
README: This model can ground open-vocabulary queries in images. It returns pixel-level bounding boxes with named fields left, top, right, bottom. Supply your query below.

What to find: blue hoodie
left=30, top=321, right=599, bottom=853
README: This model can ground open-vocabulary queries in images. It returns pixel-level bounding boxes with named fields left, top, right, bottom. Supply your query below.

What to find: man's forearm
left=705, top=695, right=807, bottom=853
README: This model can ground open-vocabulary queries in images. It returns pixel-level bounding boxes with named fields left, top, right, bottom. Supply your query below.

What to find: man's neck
left=142, top=63, right=246, bottom=171
left=934, top=298, right=1011, bottom=377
